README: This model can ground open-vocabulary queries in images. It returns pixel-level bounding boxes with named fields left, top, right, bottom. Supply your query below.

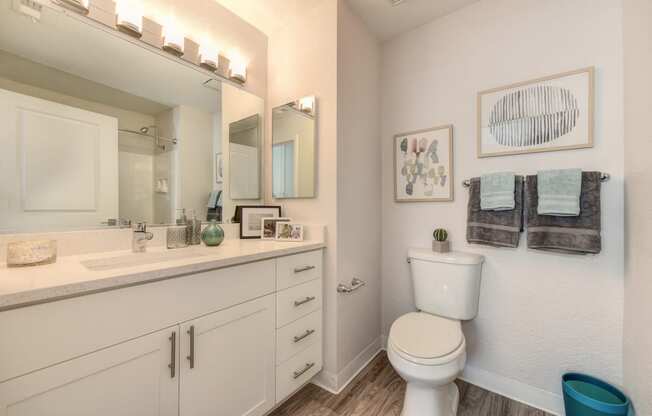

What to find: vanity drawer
left=276, top=310, right=321, bottom=364
left=276, top=279, right=322, bottom=328
left=276, top=250, right=322, bottom=290
left=276, top=342, right=322, bottom=403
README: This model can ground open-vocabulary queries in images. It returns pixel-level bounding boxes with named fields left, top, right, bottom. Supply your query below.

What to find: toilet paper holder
left=337, top=278, right=366, bottom=294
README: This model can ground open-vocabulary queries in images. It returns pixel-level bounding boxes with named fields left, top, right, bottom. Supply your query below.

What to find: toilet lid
left=389, top=313, right=463, bottom=359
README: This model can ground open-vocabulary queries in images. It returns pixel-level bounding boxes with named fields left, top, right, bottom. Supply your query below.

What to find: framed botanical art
left=394, top=125, right=454, bottom=202
left=477, top=67, right=594, bottom=158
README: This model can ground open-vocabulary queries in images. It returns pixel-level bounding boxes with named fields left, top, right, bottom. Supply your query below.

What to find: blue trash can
left=562, top=373, right=630, bottom=416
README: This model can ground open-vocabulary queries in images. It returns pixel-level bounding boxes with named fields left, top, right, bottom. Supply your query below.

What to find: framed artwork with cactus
left=393, top=125, right=454, bottom=202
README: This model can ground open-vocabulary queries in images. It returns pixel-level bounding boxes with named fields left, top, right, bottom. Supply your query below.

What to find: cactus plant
left=433, top=228, right=448, bottom=242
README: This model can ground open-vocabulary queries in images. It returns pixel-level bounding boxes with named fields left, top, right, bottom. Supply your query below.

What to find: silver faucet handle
left=135, top=222, right=148, bottom=232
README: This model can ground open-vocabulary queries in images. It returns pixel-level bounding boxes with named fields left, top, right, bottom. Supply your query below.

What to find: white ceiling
left=216, top=0, right=478, bottom=41
left=347, top=0, right=479, bottom=41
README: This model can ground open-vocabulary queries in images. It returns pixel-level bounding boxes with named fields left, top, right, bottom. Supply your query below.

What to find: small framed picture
left=275, top=222, right=304, bottom=242
left=236, top=205, right=282, bottom=239
left=261, top=217, right=292, bottom=240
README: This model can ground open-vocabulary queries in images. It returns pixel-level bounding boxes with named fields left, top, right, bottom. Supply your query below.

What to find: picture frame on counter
left=275, top=222, right=304, bottom=242
left=261, top=217, right=292, bottom=240
left=235, top=205, right=282, bottom=239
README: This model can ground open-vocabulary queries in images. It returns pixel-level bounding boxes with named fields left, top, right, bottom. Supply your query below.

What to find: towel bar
left=462, top=172, right=610, bottom=188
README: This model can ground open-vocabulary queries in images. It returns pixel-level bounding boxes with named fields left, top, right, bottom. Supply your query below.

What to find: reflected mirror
left=272, top=96, right=316, bottom=199
left=0, top=3, right=263, bottom=233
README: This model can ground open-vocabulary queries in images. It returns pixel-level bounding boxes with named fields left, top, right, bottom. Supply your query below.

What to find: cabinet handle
left=186, top=325, right=195, bottom=369
left=294, top=296, right=316, bottom=307
left=293, top=329, right=316, bottom=343
left=293, top=362, right=315, bottom=379
left=168, top=331, right=176, bottom=378
left=294, top=265, right=316, bottom=273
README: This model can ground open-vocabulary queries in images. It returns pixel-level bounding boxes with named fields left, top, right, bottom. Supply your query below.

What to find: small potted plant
left=432, top=228, right=450, bottom=253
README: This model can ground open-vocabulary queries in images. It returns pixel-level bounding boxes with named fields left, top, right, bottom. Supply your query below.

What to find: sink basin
left=81, top=249, right=207, bottom=271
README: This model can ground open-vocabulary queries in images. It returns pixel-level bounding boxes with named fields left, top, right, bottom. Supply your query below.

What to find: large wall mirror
left=272, top=96, right=317, bottom=199
left=0, top=2, right=263, bottom=233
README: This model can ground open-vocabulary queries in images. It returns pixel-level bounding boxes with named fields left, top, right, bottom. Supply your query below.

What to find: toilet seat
left=389, top=312, right=464, bottom=366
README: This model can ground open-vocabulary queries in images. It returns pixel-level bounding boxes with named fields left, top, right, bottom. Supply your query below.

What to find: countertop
left=0, top=239, right=325, bottom=312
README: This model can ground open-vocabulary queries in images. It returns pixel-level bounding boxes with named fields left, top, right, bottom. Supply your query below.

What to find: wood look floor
left=270, top=352, right=553, bottom=416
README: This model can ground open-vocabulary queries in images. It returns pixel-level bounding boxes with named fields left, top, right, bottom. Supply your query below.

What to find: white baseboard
left=311, top=336, right=383, bottom=395
left=460, top=365, right=564, bottom=415
left=380, top=333, right=563, bottom=415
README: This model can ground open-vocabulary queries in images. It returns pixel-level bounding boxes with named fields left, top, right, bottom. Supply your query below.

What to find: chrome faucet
left=133, top=223, right=154, bottom=253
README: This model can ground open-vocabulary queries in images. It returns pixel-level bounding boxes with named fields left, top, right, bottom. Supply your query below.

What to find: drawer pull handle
left=293, top=329, right=316, bottom=343
left=186, top=325, right=195, bottom=369
left=337, top=278, right=366, bottom=294
left=294, top=296, right=316, bottom=307
left=294, top=265, right=316, bottom=273
left=168, top=331, right=176, bottom=378
left=293, top=362, right=316, bottom=379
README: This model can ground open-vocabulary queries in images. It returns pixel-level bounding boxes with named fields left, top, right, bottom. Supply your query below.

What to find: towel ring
left=462, top=173, right=610, bottom=188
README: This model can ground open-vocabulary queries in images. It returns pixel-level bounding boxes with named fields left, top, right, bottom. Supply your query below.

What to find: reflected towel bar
left=462, top=172, right=610, bottom=188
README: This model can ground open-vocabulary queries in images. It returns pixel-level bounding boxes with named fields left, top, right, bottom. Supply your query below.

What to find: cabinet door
left=0, top=327, right=179, bottom=416
left=180, top=295, right=275, bottom=416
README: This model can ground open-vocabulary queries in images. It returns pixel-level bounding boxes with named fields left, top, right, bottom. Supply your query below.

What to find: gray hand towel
left=526, top=172, right=601, bottom=254
left=467, top=176, right=524, bottom=248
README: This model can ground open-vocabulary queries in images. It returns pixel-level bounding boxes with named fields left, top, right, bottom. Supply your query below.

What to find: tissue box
left=7, top=240, right=57, bottom=267
left=87, top=0, right=116, bottom=28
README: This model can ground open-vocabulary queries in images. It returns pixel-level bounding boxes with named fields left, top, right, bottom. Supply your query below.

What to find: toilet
left=388, top=248, right=484, bottom=416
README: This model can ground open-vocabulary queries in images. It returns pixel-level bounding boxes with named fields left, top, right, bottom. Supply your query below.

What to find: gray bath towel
left=467, top=176, right=524, bottom=248
left=526, top=172, right=601, bottom=254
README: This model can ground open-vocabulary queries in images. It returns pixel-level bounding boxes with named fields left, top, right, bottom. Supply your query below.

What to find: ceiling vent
left=389, top=0, right=406, bottom=6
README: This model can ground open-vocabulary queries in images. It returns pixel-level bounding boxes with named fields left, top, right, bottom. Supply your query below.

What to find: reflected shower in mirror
left=0, top=5, right=264, bottom=233
left=272, top=96, right=316, bottom=199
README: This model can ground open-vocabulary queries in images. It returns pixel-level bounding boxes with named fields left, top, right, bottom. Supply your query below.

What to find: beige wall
left=266, top=0, right=340, bottom=388
left=336, top=0, right=382, bottom=387
left=623, top=0, right=652, bottom=413
left=380, top=0, right=624, bottom=412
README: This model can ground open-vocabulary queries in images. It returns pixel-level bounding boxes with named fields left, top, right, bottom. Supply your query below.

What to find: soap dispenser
left=189, top=210, right=201, bottom=245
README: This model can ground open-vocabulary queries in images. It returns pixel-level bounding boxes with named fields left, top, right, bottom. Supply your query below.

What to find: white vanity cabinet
left=0, top=248, right=324, bottom=416
left=0, top=326, right=179, bottom=416
left=179, top=295, right=276, bottom=416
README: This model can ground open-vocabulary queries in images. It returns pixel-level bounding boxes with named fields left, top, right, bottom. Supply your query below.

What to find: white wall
left=266, top=0, right=340, bottom=389
left=336, top=0, right=383, bottom=388
left=380, top=0, right=624, bottom=412
left=622, top=0, right=652, bottom=413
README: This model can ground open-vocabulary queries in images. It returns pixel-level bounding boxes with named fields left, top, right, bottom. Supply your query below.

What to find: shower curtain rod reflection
left=118, top=128, right=178, bottom=145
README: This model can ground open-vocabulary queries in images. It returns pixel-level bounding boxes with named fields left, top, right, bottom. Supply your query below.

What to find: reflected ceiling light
left=199, top=44, right=219, bottom=71
left=298, top=96, right=315, bottom=114
left=163, top=26, right=185, bottom=57
left=229, top=57, right=247, bottom=84
left=116, top=3, right=143, bottom=38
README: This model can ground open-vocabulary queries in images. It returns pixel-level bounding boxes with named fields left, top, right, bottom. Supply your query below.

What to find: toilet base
left=400, top=381, right=459, bottom=416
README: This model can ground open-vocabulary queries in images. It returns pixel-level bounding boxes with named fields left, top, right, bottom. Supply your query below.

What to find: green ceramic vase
left=201, top=220, right=224, bottom=247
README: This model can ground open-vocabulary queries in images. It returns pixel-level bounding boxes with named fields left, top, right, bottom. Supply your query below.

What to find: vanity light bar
left=59, top=0, right=247, bottom=84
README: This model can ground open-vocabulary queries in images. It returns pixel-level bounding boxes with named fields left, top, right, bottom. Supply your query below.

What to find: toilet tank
left=408, top=248, right=484, bottom=320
